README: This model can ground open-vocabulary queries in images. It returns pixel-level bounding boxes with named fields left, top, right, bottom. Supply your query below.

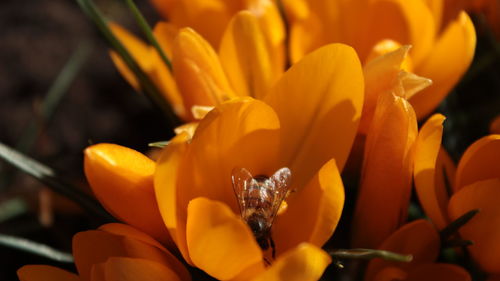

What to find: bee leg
left=263, top=257, right=271, bottom=266
left=270, top=237, right=276, bottom=259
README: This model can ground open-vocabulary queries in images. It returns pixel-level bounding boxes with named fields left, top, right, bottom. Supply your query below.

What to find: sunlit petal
left=273, top=159, right=344, bottom=255
left=414, top=114, right=450, bottom=229
left=265, top=43, right=364, bottom=188
left=84, top=143, right=170, bottom=245
left=172, top=28, right=235, bottom=119
left=219, top=11, right=275, bottom=99
left=186, top=197, right=262, bottom=280
left=251, top=243, right=331, bottom=281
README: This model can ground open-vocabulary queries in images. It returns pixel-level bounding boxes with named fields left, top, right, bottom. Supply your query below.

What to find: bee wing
left=269, top=167, right=291, bottom=220
left=231, top=167, right=254, bottom=217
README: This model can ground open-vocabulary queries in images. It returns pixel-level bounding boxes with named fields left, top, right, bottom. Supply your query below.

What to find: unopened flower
left=351, top=90, right=418, bottom=249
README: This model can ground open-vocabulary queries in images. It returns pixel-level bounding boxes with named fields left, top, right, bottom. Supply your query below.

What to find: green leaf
left=124, top=0, right=173, bottom=71
left=0, top=141, right=114, bottom=221
left=440, top=209, right=479, bottom=241
left=0, top=233, right=73, bottom=263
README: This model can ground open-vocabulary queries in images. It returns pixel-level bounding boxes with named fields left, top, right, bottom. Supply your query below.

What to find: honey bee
left=231, top=167, right=291, bottom=261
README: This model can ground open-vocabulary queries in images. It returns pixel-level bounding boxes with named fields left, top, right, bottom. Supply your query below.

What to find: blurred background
left=0, top=0, right=498, bottom=280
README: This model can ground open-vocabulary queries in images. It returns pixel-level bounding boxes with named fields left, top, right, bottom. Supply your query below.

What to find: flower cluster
left=16, top=0, right=500, bottom=280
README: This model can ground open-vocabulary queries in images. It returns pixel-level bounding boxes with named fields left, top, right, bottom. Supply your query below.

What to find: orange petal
left=84, top=143, right=170, bottom=245
left=273, top=159, right=344, bottom=255
left=99, top=223, right=167, bottom=253
left=405, top=263, right=471, bottom=281
left=288, top=12, right=324, bottom=64
left=17, top=265, right=79, bottom=281
left=354, top=0, right=436, bottom=65
left=264, top=43, right=364, bottom=188
left=246, top=0, right=286, bottom=77
left=422, top=0, right=444, bottom=33
left=172, top=28, right=235, bottom=119
left=364, top=220, right=440, bottom=281
left=104, top=257, right=181, bottom=281
left=153, top=21, right=177, bottom=56
left=414, top=114, right=450, bottom=229
left=360, top=45, right=410, bottom=134
left=410, top=11, right=476, bottom=119
left=365, top=40, right=412, bottom=71
left=186, top=197, right=262, bottom=280
left=162, top=0, right=237, bottom=47
left=448, top=178, right=500, bottom=274
left=251, top=243, right=331, bottom=281
left=352, top=92, right=418, bottom=248
left=73, top=229, right=189, bottom=281
left=150, top=0, right=176, bottom=20
left=230, top=262, right=266, bottom=281
left=395, top=71, right=433, bottom=100
left=90, top=263, right=106, bottom=281
left=108, top=22, right=155, bottom=90
left=455, top=135, right=500, bottom=191
left=154, top=133, right=192, bottom=264
left=219, top=11, right=275, bottom=99
left=371, top=266, right=408, bottom=281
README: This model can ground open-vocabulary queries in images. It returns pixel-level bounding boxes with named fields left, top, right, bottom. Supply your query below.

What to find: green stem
left=329, top=248, right=413, bottom=263
left=0, top=233, right=73, bottom=263
left=124, top=0, right=173, bottom=71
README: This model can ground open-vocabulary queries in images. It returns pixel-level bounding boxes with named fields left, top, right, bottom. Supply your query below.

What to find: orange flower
left=17, top=223, right=190, bottom=281
left=364, top=219, right=471, bottom=281
left=86, top=43, right=365, bottom=279
left=110, top=5, right=285, bottom=121
left=414, top=114, right=500, bottom=275
left=286, top=0, right=476, bottom=119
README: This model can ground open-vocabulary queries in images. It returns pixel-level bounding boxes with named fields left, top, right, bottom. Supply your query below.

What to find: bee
left=231, top=167, right=291, bottom=261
